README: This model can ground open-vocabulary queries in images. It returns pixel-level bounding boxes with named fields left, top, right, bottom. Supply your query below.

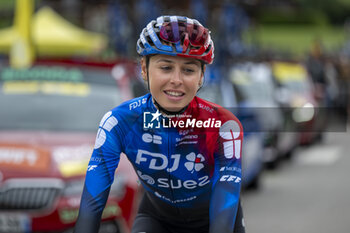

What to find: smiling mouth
left=164, top=91, right=185, bottom=97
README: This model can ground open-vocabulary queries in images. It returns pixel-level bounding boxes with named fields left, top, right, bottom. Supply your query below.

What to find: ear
left=141, top=57, right=148, bottom=81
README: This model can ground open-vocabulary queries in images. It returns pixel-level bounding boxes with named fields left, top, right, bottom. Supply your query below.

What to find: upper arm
left=85, top=110, right=125, bottom=197
left=209, top=119, right=243, bottom=233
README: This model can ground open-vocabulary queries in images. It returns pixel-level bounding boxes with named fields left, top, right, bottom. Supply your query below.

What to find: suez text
left=137, top=169, right=211, bottom=190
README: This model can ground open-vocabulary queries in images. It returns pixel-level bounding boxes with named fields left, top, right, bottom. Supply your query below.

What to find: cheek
left=186, top=75, right=202, bottom=89
left=148, top=69, right=162, bottom=85
left=148, top=72, right=168, bottom=94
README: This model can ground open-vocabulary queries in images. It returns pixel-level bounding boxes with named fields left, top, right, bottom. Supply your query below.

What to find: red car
left=0, top=60, right=146, bottom=233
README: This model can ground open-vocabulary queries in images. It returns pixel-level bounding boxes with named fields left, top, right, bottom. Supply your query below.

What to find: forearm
left=74, top=186, right=111, bottom=233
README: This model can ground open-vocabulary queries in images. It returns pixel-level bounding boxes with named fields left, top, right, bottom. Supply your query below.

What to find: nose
left=169, top=69, right=183, bottom=86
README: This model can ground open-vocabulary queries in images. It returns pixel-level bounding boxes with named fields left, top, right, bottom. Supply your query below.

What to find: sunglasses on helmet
left=159, top=21, right=210, bottom=54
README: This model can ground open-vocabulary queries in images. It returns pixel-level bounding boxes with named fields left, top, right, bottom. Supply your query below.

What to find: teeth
left=166, top=91, right=183, bottom=97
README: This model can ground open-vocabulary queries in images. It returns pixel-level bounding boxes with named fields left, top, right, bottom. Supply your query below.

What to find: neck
left=153, top=99, right=188, bottom=116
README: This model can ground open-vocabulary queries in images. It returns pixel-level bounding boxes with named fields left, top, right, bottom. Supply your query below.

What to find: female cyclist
left=74, top=15, right=245, bottom=233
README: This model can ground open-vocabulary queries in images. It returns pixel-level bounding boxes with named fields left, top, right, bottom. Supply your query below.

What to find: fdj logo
left=143, top=110, right=162, bottom=129
left=136, top=149, right=205, bottom=173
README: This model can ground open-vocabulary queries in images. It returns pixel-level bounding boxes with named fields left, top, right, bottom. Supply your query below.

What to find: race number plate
left=0, top=213, right=31, bottom=233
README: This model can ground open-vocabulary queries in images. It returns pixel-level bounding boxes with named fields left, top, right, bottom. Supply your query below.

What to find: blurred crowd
left=35, top=0, right=250, bottom=59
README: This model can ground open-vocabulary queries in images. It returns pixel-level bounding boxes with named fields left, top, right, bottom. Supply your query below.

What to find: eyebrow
left=184, top=61, right=201, bottom=66
left=156, top=59, right=174, bottom=63
left=156, top=59, right=200, bottom=66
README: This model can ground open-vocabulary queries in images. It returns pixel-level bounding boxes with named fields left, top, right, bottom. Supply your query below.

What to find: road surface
left=242, top=130, right=350, bottom=233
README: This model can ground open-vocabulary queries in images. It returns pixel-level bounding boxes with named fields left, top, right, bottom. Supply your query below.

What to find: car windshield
left=280, top=80, right=310, bottom=94
left=235, top=81, right=274, bottom=102
left=0, top=65, right=123, bottom=132
left=229, top=66, right=275, bottom=103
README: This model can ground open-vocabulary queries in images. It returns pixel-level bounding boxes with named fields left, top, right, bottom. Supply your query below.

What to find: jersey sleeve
left=74, top=110, right=125, bottom=233
left=209, top=118, right=243, bottom=233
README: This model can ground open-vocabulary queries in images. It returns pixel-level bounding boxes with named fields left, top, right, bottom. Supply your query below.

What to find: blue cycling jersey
left=74, top=93, right=243, bottom=233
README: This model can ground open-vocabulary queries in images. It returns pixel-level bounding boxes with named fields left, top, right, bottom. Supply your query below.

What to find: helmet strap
left=145, top=56, right=151, bottom=91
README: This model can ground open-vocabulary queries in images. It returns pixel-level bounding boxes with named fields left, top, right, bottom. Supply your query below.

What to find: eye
left=183, top=68, right=195, bottom=74
left=160, top=66, right=172, bottom=71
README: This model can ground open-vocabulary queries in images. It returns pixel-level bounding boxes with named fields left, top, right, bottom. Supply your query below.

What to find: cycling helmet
left=136, top=15, right=214, bottom=64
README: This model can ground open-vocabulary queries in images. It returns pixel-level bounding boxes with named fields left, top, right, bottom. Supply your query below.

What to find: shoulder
left=112, top=93, right=150, bottom=115
left=100, top=93, right=151, bottom=128
left=193, top=96, right=243, bottom=136
left=193, top=96, right=241, bottom=124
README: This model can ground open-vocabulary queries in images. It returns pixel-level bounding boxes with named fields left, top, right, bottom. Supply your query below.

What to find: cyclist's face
left=142, top=55, right=204, bottom=112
